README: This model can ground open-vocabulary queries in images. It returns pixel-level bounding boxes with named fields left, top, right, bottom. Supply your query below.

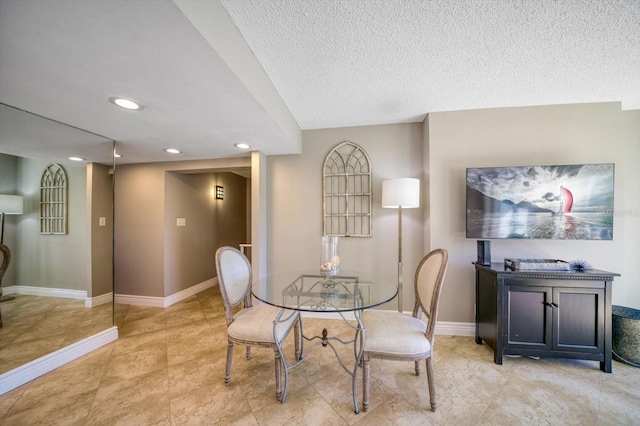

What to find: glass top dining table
left=251, top=270, right=398, bottom=313
left=251, top=270, right=397, bottom=414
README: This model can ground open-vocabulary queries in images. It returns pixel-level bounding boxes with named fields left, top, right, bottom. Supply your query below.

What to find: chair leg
left=273, top=348, right=282, bottom=401
left=294, top=315, right=301, bottom=360
left=362, top=352, right=370, bottom=412
left=225, top=341, right=234, bottom=386
left=415, top=360, right=421, bottom=376
left=425, top=357, right=437, bottom=411
left=246, top=346, right=251, bottom=359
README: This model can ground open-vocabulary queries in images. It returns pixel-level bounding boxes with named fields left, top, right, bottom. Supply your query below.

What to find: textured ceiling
left=0, top=0, right=638, bottom=165
left=221, top=0, right=640, bottom=129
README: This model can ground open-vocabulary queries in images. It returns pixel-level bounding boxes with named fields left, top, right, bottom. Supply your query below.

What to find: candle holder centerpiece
left=320, top=236, right=340, bottom=279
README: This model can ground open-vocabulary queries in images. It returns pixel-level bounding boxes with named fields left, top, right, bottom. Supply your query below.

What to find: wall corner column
left=251, top=151, right=268, bottom=280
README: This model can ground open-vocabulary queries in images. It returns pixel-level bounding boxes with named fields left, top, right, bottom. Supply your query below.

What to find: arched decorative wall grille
left=40, top=163, right=68, bottom=234
left=323, top=141, right=372, bottom=237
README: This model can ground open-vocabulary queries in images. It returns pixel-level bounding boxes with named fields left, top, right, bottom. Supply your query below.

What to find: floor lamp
left=0, top=194, right=23, bottom=303
left=382, top=178, right=420, bottom=313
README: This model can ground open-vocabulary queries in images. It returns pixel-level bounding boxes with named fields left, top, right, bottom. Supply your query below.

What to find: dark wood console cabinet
left=474, top=263, right=619, bottom=372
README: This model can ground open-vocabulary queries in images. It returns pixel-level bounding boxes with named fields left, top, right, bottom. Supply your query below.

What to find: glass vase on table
left=320, top=236, right=340, bottom=287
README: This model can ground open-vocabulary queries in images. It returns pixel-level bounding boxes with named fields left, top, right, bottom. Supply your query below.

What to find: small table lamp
left=382, top=178, right=420, bottom=313
left=0, top=194, right=23, bottom=244
left=0, top=194, right=23, bottom=303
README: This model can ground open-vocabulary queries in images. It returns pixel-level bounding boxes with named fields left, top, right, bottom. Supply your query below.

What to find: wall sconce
left=215, top=185, right=224, bottom=200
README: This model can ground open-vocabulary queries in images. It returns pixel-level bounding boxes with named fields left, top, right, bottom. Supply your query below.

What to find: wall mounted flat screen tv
left=466, top=163, right=614, bottom=240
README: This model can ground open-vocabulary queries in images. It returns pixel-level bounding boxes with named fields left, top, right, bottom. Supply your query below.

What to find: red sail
left=560, top=186, right=573, bottom=214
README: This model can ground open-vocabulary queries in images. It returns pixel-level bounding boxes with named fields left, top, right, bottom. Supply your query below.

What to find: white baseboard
left=115, top=278, right=216, bottom=308
left=435, top=321, right=475, bottom=337
left=3, top=285, right=86, bottom=300
left=3, top=286, right=113, bottom=309
left=301, top=310, right=475, bottom=337
left=85, top=292, right=113, bottom=308
left=0, top=326, right=119, bottom=395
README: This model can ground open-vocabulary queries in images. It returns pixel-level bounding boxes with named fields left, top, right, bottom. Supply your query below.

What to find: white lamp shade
left=382, top=178, right=420, bottom=208
left=0, top=194, right=24, bottom=214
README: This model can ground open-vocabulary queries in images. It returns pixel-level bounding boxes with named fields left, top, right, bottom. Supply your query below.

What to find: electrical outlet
left=99, top=217, right=106, bottom=226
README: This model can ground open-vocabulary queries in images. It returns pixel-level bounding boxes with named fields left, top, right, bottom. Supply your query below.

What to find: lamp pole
left=397, top=205, right=403, bottom=313
left=382, top=178, right=419, bottom=314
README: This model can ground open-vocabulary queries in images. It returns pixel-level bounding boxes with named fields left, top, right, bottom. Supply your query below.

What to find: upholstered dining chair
left=361, top=248, right=448, bottom=412
left=215, top=246, right=300, bottom=401
left=0, top=243, right=11, bottom=327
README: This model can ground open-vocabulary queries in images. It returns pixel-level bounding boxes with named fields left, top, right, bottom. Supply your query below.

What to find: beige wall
left=15, top=158, right=90, bottom=291
left=111, top=102, right=638, bottom=320
left=115, top=158, right=250, bottom=298
left=268, top=123, right=424, bottom=311
left=114, top=163, right=165, bottom=297
left=620, top=109, right=640, bottom=309
left=428, top=102, right=639, bottom=322
left=267, top=102, right=639, bottom=323
left=164, top=171, right=247, bottom=297
left=1, top=154, right=114, bottom=296
left=164, top=172, right=216, bottom=297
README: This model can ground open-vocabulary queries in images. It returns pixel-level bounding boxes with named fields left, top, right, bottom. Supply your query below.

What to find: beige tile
left=252, top=383, right=347, bottom=425
left=597, top=372, right=640, bottom=425
left=117, top=305, right=167, bottom=337
left=165, top=297, right=207, bottom=327
left=489, top=374, right=599, bottom=425
left=353, top=395, right=439, bottom=425
left=0, top=334, right=68, bottom=372
left=167, top=353, right=229, bottom=399
left=312, top=369, right=373, bottom=424
left=0, top=384, right=27, bottom=419
left=9, top=343, right=113, bottom=410
left=88, top=369, right=170, bottom=425
left=2, top=389, right=95, bottom=425
left=170, top=381, right=256, bottom=425
left=165, top=318, right=225, bottom=366
left=475, top=403, right=530, bottom=426
left=3, top=292, right=639, bottom=425
left=101, top=329, right=168, bottom=381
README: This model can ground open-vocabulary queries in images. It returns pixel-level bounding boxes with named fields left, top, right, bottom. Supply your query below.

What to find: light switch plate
left=177, top=218, right=186, bottom=226
left=99, top=217, right=106, bottom=226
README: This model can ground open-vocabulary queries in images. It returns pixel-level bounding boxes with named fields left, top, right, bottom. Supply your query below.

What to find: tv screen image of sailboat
left=466, top=163, right=615, bottom=240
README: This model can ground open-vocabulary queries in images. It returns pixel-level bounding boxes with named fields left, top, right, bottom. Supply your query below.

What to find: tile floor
left=1, top=286, right=639, bottom=425
left=0, top=294, right=112, bottom=374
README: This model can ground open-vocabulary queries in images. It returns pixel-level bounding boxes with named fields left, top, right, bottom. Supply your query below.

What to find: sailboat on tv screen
left=555, top=186, right=573, bottom=215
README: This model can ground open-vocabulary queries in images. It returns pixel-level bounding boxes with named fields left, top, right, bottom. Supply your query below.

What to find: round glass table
left=252, top=270, right=397, bottom=414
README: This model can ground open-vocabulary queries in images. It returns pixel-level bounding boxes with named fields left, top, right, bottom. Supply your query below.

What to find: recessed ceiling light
left=234, top=143, right=251, bottom=149
left=108, top=97, right=144, bottom=111
left=164, top=148, right=181, bottom=154
left=69, top=156, right=85, bottom=162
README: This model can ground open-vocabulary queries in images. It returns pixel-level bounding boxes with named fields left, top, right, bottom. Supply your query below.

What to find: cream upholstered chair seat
left=228, top=304, right=298, bottom=344
left=362, top=248, right=448, bottom=412
left=363, top=310, right=431, bottom=357
left=215, top=246, right=300, bottom=401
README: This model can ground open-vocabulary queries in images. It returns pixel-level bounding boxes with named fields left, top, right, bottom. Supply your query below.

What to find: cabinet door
left=553, top=287, right=604, bottom=353
left=505, top=285, right=552, bottom=349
